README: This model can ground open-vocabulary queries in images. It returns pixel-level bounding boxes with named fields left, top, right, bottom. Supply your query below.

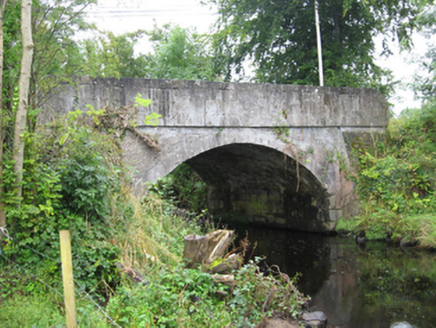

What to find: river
left=233, top=226, right=436, bottom=328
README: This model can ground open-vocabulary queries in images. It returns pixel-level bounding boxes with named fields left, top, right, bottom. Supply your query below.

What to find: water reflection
left=236, top=226, right=436, bottom=328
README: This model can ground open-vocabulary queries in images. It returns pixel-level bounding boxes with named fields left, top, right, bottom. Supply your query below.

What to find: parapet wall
left=40, top=77, right=388, bottom=129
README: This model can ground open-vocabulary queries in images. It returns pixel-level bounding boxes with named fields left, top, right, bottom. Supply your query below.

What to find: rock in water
left=301, top=311, right=328, bottom=328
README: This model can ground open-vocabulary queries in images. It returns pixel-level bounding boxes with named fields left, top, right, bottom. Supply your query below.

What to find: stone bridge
left=41, top=77, right=388, bottom=232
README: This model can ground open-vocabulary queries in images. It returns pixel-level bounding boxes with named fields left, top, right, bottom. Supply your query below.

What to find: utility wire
left=73, top=278, right=122, bottom=328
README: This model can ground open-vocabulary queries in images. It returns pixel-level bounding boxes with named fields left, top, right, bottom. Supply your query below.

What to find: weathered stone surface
left=260, top=318, right=301, bottom=328
left=40, top=77, right=388, bottom=232
left=302, top=311, right=328, bottom=328
left=302, top=311, right=327, bottom=322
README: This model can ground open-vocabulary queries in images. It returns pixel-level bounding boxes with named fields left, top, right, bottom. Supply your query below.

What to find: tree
left=2, top=0, right=96, bottom=114
left=80, top=25, right=221, bottom=81
left=210, top=0, right=432, bottom=95
left=63, top=24, right=221, bottom=81
left=144, top=25, right=220, bottom=81
left=414, top=4, right=436, bottom=100
left=0, top=0, right=8, bottom=228
left=2, top=0, right=21, bottom=115
left=30, top=0, right=97, bottom=109
left=12, top=0, right=33, bottom=200
left=79, top=30, right=149, bottom=78
left=1, top=0, right=96, bottom=214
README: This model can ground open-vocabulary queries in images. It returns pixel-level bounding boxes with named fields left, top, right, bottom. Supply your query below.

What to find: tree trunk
left=0, top=0, right=8, bottom=228
left=12, top=0, right=33, bottom=200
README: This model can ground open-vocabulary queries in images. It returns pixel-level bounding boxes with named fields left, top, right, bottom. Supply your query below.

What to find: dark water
left=234, top=226, right=436, bottom=328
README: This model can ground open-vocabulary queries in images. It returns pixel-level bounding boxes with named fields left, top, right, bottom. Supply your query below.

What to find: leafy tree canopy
left=143, top=25, right=221, bottom=81
left=210, top=0, right=433, bottom=95
left=414, top=4, right=436, bottom=100
left=76, top=25, right=221, bottom=82
left=3, top=0, right=97, bottom=110
left=79, top=30, right=149, bottom=78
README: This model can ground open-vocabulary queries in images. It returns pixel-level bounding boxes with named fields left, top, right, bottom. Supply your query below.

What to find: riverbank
left=0, top=193, right=309, bottom=327
left=338, top=102, right=436, bottom=248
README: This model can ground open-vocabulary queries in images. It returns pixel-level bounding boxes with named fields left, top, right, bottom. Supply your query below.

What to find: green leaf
left=135, top=93, right=152, bottom=108
left=144, top=112, right=162, bottom=126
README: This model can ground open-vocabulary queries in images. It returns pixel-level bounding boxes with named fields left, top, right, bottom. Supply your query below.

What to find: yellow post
left=60, top=230, right=77, bottom=328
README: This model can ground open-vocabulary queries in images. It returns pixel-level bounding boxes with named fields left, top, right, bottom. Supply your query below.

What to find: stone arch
left=123, top=126, right=353, bottom=232
left=183, top=143, right=330, bottom=232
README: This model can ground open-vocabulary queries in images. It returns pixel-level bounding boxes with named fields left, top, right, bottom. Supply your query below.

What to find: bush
left=150, top=163, right=207, bottom=214
left=351, top=102, right=436, bottom=245
left=1, top=110, right=127, bottom=295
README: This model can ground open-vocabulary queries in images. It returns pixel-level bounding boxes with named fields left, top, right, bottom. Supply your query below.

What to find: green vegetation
left=1, top=191, right=307, bottom=326
left=347, top=101, right=436, bottom=246
left=150, top=163, right=208, bottom=214
left=209, top=0, right=431, bottom=95
left=2, top=0, right=98, bottom=110
left=0, top=106, right=307, bottom=327
left=2, top=0, right=436, bottom=326
left=76, top=24, right=221, bottom=81
left=79, top=30, right=149, bottom=79
left=1, top=185, right=307, bottom=327
left=414, top=5, right=436, bottom=99
left=335, top=3, right=436, bottom=246
left=143, top=25, right=221, bottom=81
left=2, top=108, right=127, bottom=294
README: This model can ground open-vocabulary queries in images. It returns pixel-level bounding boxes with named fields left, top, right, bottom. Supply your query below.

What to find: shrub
left=1, top=109, right=127, bottom=295
left=351, top=102, right=436, bottom=245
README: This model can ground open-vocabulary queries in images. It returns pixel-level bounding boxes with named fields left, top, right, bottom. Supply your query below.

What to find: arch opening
left=184, top=143, right=330, bottom=232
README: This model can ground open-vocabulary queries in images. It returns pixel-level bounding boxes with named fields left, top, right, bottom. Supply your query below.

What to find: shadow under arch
left=184, top=143, right=330, bottom=232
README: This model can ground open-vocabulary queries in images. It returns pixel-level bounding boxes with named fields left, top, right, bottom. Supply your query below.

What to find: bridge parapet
left=41, top=76, right=387, bottom=129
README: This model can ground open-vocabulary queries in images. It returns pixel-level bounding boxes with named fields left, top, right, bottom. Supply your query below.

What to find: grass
left=0, top=191, right=307, bottom=327
left=401, top=213, right=436, bottom=247
left=0, top=292, right=64, bottom=327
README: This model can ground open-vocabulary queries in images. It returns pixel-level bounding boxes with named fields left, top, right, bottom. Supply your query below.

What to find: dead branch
left=115, top=262, right=149, bottom=285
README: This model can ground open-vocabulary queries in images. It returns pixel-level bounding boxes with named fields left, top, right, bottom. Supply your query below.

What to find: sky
left=85, top=0, right=429, bottom=115
left=86, top=0, right=217, bottom=35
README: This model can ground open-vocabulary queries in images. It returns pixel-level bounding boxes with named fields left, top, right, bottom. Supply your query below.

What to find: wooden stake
left=60, top=230, right=77, bottom=328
